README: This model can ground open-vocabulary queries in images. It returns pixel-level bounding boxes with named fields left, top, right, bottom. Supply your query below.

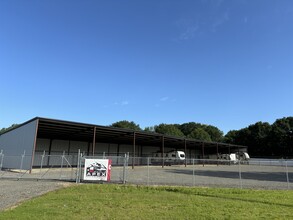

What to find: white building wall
left=96, top=143, right=110, bottom=155
left=35, top=138, right=50, bottom=152
left=69, top=141, right=88, bottom=154
left=119, top=144, right=133, bottom=155
left=108, top=143, right=118, bottom=155
left=33, top=138, right=179, bottom=166
left=140, top=146, right=159, bottom=156
left=34, top=138, right=89, bottom=166
left=0, top=120, right=38, bottom=169
left=50, top=140, right=69, bottom=155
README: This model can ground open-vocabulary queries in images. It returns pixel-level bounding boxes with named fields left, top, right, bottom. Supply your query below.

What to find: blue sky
left=0, top=0, right=292, bottom=134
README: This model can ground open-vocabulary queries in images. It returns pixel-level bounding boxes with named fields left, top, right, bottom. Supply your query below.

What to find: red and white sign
left=83, top=159, right=112, bottom=181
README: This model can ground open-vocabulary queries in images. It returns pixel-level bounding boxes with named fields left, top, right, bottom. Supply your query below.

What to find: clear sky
left=0, top=0, right=292, bottom=134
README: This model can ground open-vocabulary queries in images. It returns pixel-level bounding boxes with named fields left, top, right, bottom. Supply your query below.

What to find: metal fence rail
left=0, top=150, right=292, bottom=190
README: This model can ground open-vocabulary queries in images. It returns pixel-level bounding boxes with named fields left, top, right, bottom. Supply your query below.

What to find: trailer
left=151, top=151, right=186, bottom=166
left=208, top=152, right=250, bottom=164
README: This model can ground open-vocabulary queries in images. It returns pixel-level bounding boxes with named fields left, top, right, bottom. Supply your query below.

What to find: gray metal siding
left=0, top=120, right=37, bottom=169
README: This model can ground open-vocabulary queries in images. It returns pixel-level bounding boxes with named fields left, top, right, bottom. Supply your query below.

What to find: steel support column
left=202, top=142, right=205, bottom=167
left=184, top=139, right=187, bottom=167
left=47, top=139, right=53, bottom=166
left=132, top=132, right=136, bottom=169
left=228, top=144, right=231, bottom=165
left=162, top=136, right=165, bottom=168
left=117, top=144, right=120, bottom=156
left=68, top=140, right=71, bottom=155
left=92, top=126, right=96, bottom=156
left=194, top=142, right=196, bottom=159
left=216, top=143, right=219, bottom=166
left=87, top=142, right=90, bottom=156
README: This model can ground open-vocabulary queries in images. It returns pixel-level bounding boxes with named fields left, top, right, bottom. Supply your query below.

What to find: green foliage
left=0, top=124, right=19, bottom=134
left=109, top=120, right=223, bottom=144
left=187, top=128, right=212, bottom=142
left=154, top=124, right=185, bottom=137
left=224, top=130, right=238, bottom=143
left=1, top=184, right=293, bottom=220
left=180, top=122, right=224, bottom=142
left=269, top=117, right=293, bottom=157
left=144, top=126, right=155, bottom=133
left=202, top=125, right=224, bottom=142
left=224, top=117, right=293, bottom=158
left=110, top=120, right=142, bottom=131
left=180, top=122, right=202, bottom=136
left=246, top=122, right=272, bottom=156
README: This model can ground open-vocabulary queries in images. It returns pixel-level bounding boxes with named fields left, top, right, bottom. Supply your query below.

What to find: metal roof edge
left=1, top=116, right=248, bottom=149
left=0, top=117, right=39, bottom=136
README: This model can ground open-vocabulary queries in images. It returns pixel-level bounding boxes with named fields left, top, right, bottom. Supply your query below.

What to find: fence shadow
left=164, top=188, right=293, bottom=208
left=164, top=169, right=289, bottom=183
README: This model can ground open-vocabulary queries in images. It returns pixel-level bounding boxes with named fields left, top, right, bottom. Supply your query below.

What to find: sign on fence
left=83, top=159, right=112, bottom=181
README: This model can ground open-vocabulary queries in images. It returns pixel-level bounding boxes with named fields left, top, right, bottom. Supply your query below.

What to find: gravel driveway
left=0, top=180, right=70, bottom=211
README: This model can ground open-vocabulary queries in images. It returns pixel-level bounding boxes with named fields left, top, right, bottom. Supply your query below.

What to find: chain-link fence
left=0, top=150, right=292, bottom=190
left=112, top=158, right=292, bottom=190
left=0, top=151, right=77, bottom=181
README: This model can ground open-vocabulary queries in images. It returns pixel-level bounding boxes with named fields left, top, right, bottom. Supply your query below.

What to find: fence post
left=20, top=150, right=26, bottom=171
left=40, top=150, right=45, bottom=173
left=79, top=152, right=83, bottom=183
left=60, top=151, right=65, bottom=180
left=76, top=149, right=80, bottom=184
left=123, top=153, right=127, bottom=184
left=147, top=157, right=150, bottom=186
left=193, top=159, right=195, bottom=186
left=285, top=160, right=290, bottom=190
left=0, top=150, right=3, bottom=171
left=238, top=159, right=243, bottom=189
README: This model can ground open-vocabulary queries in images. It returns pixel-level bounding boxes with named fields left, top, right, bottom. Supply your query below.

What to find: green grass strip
left=1, top=184, right=292, bottom=220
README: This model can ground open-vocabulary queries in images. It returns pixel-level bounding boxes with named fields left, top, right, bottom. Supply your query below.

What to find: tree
left=246, top=122, right=271, bottom=156
left=0, top=124, right=19, bottom=134
left=269, top=117, right=293, bottom=157
left=154, top=124, right=185, bottom=137
left=224, top=118, right=293, bottom=158
left=110, top=120, right=142, bottom=131
left=224, top=130, right=238, bottom=144
left=202, top=125, right=224, bottom=142
left=144, top=126, right=155, bottom=133
left=179, top=122, right=202, bottom=136
left=180, top=122, right=224, bottom=142
left=187, top=128, right=212, bottom=142
left=224, top=127, right=251, bottom=148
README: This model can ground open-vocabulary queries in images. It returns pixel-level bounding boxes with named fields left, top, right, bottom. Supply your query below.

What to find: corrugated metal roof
left=3, top=117, right=247, bottom=151
left=32, top=117, right=246, bottom=149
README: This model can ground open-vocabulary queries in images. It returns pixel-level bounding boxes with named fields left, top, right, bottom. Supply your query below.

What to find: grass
left=0, top=184, right=293, bottom=220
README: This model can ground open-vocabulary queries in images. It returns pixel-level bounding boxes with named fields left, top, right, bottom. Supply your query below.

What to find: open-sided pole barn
left=0, top=117, right=248, bottom=170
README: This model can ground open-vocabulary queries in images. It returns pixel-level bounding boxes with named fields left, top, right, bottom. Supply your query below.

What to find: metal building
left=0, top=117, right=247, bottom=170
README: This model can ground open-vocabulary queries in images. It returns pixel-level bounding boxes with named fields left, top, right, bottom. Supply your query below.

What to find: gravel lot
left=115, top=163, right=293, bottom=190
left=0, top=180, right=70, bottom=211
left=0, top=162, right=292, bottom=212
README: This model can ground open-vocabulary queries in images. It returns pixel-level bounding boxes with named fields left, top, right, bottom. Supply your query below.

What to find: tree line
left=111, top=120, right=223, bottom=142
left=1, top=117, right=292, bottom=158
left=0, top=124, right=19, bottom=134
left=224, top=117, right=293, bottom=158
left=111, top=117, right=293, bottom=158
